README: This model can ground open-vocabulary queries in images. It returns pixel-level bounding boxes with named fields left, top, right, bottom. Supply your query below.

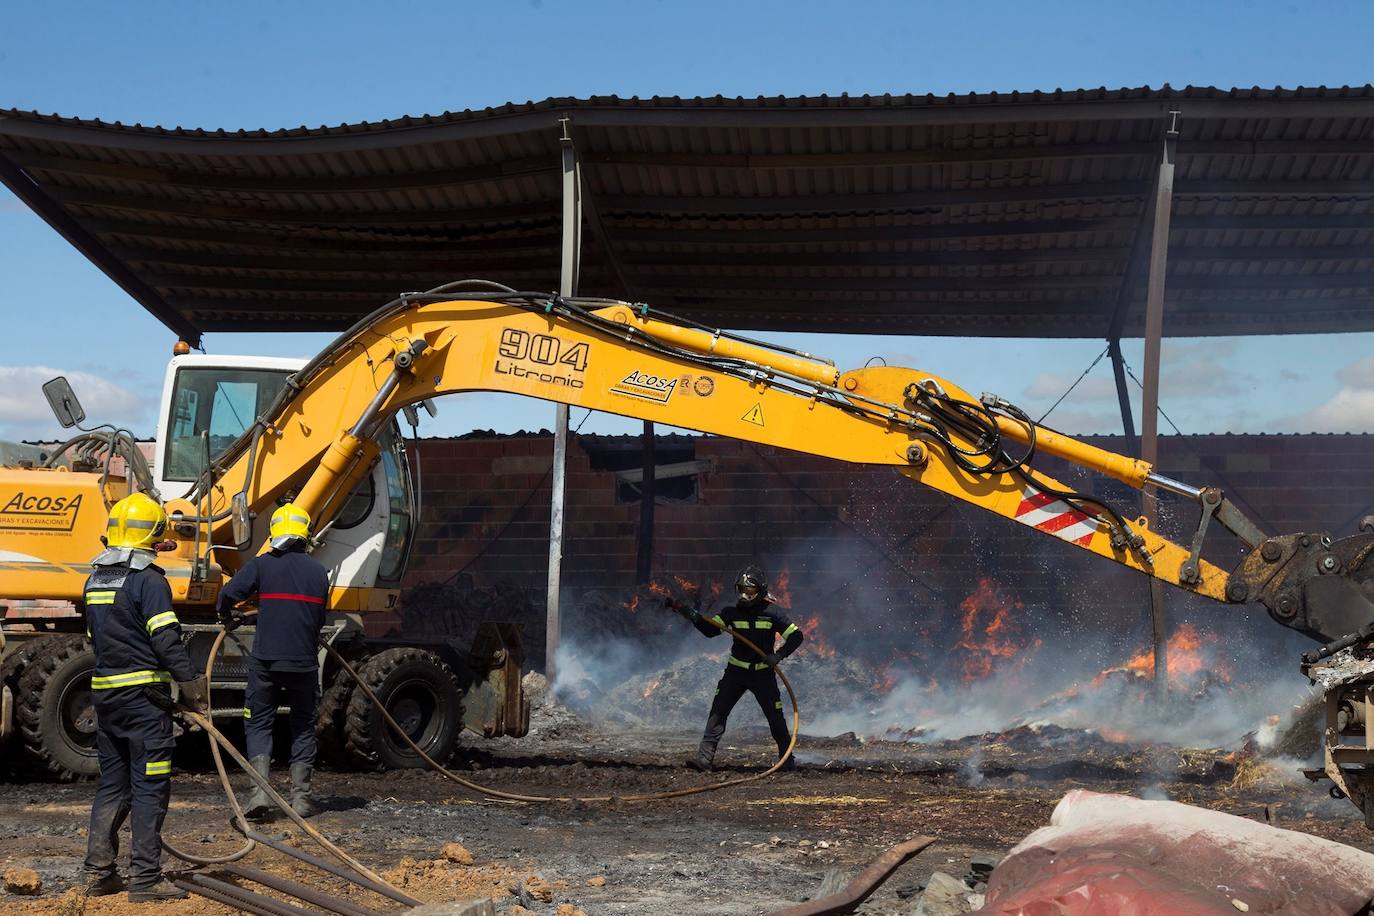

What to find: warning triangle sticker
left=741, top=403, right=765, bottom=427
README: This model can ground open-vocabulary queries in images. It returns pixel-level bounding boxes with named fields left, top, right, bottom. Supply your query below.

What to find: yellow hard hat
left=270, top=503, right=311, bottom=544
left=106, top=493, right=168, bottom=550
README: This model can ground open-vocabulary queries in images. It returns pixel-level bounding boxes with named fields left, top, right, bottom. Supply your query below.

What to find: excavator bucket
left=461, top=622, right=530, bottom=739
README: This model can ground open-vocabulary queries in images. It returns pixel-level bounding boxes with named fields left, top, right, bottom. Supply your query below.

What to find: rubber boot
left=85, top=873, right=125, bottom=897
left=128, top=878, right=189, bottom=902
left=685, top=740, right=716, bottom=772
left=776, top=738, right=797, bottom=771
left=244, top=755, right=273, bottom=821
left=288, top=762, right=315, bottom=818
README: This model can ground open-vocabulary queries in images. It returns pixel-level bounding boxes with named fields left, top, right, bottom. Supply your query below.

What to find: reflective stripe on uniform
left=775, top=700, right=784, bottom=709
left=731, top=620, right=750, bottom=629
left=91, top=669, right=171, bottom=690
left=781, top=623, right=799, bottom=638
left=727, top=656, right=769, bottom=671
left=145, top=760, right=171, bottom=776
left=243, top=708, right=252, bottom=719
left=709, top=615, right=725, bottom=628
left=145, top=611, right=178, bottom=634
left=753, top=620, right=773, bottom=629
left=85, top=590, right=116, bottom=605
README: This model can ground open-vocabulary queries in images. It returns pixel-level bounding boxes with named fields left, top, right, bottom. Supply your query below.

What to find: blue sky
left=3, top=0, right=1373, bottom=443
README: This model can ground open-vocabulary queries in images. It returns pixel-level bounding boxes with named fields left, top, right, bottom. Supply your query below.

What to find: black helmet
left=735, top=564, right=769, bottom=606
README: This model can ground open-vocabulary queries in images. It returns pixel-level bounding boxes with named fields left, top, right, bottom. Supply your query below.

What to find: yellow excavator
left=1, top=280, right=1371, bottom=820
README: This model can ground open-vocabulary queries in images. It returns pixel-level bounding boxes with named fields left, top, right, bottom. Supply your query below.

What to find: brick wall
left=392, top=432, right=1374, bottom=670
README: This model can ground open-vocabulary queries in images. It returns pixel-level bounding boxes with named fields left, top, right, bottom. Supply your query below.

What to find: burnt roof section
left=4, top=85, right=1374, bottom=346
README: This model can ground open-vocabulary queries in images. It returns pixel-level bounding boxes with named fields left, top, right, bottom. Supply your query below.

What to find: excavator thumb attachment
left=461, top=623, right=530, bottom=739
left=1228, top=530, right=1374, bottom=644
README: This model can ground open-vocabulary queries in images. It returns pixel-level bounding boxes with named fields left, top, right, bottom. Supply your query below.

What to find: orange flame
left=623, top=594, right=641, bottom=613
left=954, top=579, right=1039, bottom=685
left=771, top=565, right=792, bottom=609
left=642, top=676, right=662, bottom=699
left=1091, top=623, right=1229, bottom=689
left=796, top=613, right=837, bottom=658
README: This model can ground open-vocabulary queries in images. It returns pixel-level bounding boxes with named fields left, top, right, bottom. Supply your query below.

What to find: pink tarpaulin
left=983, top=790, right=1374, bottom=915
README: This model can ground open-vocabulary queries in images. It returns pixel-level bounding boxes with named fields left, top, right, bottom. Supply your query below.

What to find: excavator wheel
left=16, top=635, right=99, bottom=781
left=0, top=638, right=44, bottom=777
left=315, top=670, right=357, bottom=768
left=343, top=648, right=461, bottom=771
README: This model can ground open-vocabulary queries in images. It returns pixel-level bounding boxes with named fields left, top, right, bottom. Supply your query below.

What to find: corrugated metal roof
left=3, top=85, right=1374, bottom=345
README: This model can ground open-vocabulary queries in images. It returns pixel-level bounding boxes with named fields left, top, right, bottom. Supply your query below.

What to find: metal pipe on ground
left=177, top=873, right=317, bottom=916
left=767, top=835, right=937, bottom=916
left=220, top=863, right=386, bottom=916
left=241, top=827, right=421, bottom=908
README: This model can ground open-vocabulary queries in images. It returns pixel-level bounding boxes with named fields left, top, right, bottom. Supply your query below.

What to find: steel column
left=1141, top=112, right=1179, bottom=704
left=547, top=117, right=581, bottom=681
left=637, top=421, right=656, bottom=582
left=1109, top=338, right=1138, bottom=459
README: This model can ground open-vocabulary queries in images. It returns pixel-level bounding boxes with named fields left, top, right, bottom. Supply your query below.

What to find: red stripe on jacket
left=258, top=592, right=326, bottom=604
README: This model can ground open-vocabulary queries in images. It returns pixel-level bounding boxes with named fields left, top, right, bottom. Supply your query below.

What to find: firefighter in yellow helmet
left=217, top=502, right=330, bottom=819
left=84, top=493, right=207, bottom=901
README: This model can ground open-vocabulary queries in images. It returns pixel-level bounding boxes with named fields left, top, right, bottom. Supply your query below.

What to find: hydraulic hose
left=160, top=626, right=255, bottom=866
left=161, top=626, right=410, bottom=903
left=325, top=613, right=801, bottom=804
left=162, top=613, right=801, bottom=899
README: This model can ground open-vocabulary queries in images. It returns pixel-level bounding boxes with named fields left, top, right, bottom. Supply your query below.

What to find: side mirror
left=231, top=492, right=252, bottom=547
left=42, top=377, right=86, bottom=429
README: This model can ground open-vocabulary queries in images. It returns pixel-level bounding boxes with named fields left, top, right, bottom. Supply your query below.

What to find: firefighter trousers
left=85, top=688, right=175, bottom=891
left=695, top=665, right=791, bottom=762
left=243, top=663, right=320, bottom=764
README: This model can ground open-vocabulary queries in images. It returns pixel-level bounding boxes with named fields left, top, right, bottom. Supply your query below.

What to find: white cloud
left=1283, top=355, right=1374, bottom=432
left=0, top=366, right=147, bottom=440
left=1337, top=355, right=1374, bottom=390
left=1290, top=386, right=1374, bottom=433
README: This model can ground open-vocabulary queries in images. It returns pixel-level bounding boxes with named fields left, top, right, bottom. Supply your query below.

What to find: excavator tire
left=343, top=648, right=461, bottom=771
left=0, top=637, right=44, bottom=777
left=16, top=635, right=99, bottom=781
left=315, top=671, right=356, bottom=768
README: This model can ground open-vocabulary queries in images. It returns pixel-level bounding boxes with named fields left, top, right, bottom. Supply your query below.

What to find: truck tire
left=343, top=648, right=461, bottom=771
left=315, top=674, right=355, bottom=767
left=16, top=636, right=99, bottom=780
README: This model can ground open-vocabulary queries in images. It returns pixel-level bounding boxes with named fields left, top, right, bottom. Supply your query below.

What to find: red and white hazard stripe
left=1013, top=485, right=1104, bottom=546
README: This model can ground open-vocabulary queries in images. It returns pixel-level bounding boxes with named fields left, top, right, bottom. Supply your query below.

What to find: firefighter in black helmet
left=677, top=564, right=804, bottom=771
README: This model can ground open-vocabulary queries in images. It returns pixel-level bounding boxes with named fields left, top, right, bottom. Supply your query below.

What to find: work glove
left=762, top=652, right=782, bottom=668
left=176, top=676, right=210, bottom=716
left=218, top=608, right=251, bottom=632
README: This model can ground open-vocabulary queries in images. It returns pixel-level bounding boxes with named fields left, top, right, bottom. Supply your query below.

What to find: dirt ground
left=1, top=714, right=1369, bottom=916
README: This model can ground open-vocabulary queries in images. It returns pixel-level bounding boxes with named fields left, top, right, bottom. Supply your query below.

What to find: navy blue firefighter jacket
left=216, top=545, right=330, bottom=671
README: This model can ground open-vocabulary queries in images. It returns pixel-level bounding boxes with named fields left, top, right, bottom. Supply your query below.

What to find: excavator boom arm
left=192, top=292, right=1249, bottom=610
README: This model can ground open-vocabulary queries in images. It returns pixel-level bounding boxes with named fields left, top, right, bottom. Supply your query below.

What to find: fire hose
left=159, top=614, right=803, bottom=904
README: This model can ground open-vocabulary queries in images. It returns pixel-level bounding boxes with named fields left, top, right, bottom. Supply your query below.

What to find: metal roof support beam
left=1109, top=338, right=1138, bottom=460
left=547, top=117, right=581, bottom=683
left=1140, top=111, right=1180, bottom=706
left=0, top=153, right=202, bottom=345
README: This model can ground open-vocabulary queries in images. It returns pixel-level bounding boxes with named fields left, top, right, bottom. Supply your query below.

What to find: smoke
left=552, top=556, right=1319, bottom=757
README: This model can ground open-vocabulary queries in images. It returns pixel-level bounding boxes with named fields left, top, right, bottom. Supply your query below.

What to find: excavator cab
left=154, top=354, right=417, bottom=599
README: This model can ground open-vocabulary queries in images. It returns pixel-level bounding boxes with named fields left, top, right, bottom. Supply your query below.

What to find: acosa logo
left=0, top=491, right=84, bottom=533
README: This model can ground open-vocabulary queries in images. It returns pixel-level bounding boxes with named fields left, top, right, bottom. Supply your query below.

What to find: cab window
left=377, top=430, right=415, bottom=583
left=164, top=368, right=291, bottom=482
